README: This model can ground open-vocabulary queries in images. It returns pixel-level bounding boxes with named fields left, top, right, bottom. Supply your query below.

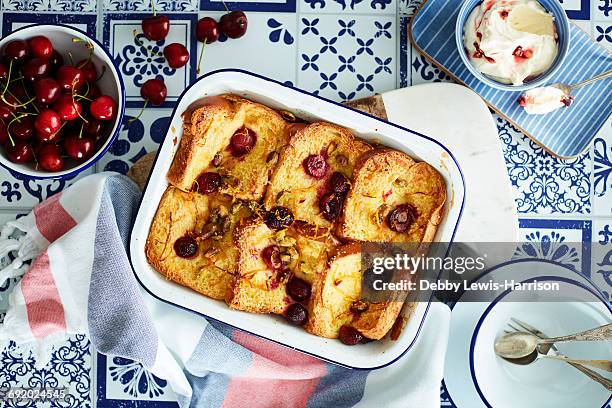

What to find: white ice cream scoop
left=519, top=69, right=612, bottom=114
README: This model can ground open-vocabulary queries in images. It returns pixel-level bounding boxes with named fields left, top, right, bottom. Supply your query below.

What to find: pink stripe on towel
left=20, top=251, right=66, bottom=338
left=222, top=330, right=327, bottom=408
left=34, top=193, right=77, bottom=243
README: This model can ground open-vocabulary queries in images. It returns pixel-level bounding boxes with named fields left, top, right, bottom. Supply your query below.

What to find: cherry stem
left=78, top=121, right=84, bottom=139
left=95, top=65, right=107, bottom=82
left=222, top=0, right=230, bottom=12
left=1, top=60, right=13, bottom=97
left=6, top=112, right=33, bottom=146
left=67, top=51, right=75, bottom=66
left=128, top=99, right=148, bottom=125
left=197, top=39, right=208, bottom=75
left=151, top=0, right=156, bottom=16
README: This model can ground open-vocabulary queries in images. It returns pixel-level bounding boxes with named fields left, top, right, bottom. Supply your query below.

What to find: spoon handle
left=541, top=323, right=612, bottom=344
left=567, top=362, right=612, bottom=391
left=570, top=70, right=612, bottom=90
left=542, top=355, right=612, bottom=372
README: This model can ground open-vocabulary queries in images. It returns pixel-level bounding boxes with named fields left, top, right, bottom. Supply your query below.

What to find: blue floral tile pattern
left=300, top=0, right=396, bottom=14
left=103, top=0, right=198, bottom=11
left=297, top=15, right=396, bottom=100
left=1, top=0, right=96, bottom=12
left=498, top=116, right=591, bottom=214
left=0, top=335, right=92, bottom=407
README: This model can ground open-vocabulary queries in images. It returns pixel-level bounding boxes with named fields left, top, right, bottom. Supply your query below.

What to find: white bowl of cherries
left=0, top=24, right=125, bottom=179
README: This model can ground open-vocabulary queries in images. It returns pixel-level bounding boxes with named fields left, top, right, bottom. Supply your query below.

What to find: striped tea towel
left=0, top=172, right=450, bottom=407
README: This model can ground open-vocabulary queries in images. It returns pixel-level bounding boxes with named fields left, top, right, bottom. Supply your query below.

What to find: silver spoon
left=552, top=69, right=612, bottom=96
left=494, top=323, right=612, bottom=359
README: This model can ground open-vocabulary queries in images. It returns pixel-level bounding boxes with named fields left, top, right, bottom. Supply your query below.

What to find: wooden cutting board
left=129, top=83, right=518, bottom=255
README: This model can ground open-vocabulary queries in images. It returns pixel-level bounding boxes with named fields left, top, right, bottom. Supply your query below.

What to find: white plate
left=129, top=69, right=465, bottom=369
left=445, top=259, right=612, bottom=407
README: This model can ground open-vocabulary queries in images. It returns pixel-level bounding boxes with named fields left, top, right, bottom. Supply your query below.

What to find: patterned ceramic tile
left=591, top=220, right=612, bottom=302
left=561, top=0, right=590, bottom=20
left=409, top=44, right=452, bottom=86
left=1, top=0, right=96, bottom=12
left=593, top=22, right=612, bottom=51
left=103, top=13, right=198, bottom=108
left=593, top=0, right=612, bottom=21
left=201, top=0, right=296, bottom=12
left=0, top=335, right=92, bottom=408
left=592, top=117, right=612, bottom=216
left=296, top=14, right=396, bottom=101
left=95, top=109, right=172, bottom=174
left=1, top=12, right=97, bottom=36
left=497, top=116, right=592, bottom=215
left=398, top=0, right=422, bottom=16
left=103, top=0, right=198, bottom=12
left=196, top=11, right=297, bottom=85
left=299, top=0, right=395, bottom=14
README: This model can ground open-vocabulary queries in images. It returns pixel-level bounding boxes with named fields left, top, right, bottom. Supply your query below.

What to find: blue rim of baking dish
left=469, top=272, right=611, bottom=408
left=127, top=68, right=467, bottom=370
left=0, top=23, right=126, bottom=180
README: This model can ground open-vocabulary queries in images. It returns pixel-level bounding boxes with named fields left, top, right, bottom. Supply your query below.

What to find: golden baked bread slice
left=264, top=122, right=372, bottom=229
left=338, top=149, right=446, bottom=243
left=145, top=186, right=251, bottom=300
left=227, top=220, right=337, bottom=314
left=305, top=244, right=363, bottom=338
left=167, top=94, right=288, bottom=201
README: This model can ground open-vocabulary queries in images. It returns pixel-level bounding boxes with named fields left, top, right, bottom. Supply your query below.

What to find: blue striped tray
left=409, top=0, right=612, bottom=158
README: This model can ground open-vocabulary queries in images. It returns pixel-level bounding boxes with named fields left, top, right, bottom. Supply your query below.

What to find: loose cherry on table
left=34, top=77, right=61, bottom=104
left=140, top=78, right=167, bottom=106
left=219, top=11, right=248, bottom=39
left=5, top=140, right=34, bottom=163
left=196, top=17, right=220, bottom=43
left=163, top=43, right=189, bottom=69
left=63, top=134, right=95, bottom=161
left=142, top=15, right=170, bottom=42
left=53, top=94, right=82, bottom=121
left=28, top=36, right=53, bottom=59
left=37, top=143, right=64, bottom=172
left=90, top=95, right=117, bottom=121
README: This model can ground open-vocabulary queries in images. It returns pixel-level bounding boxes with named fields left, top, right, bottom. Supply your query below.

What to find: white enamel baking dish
left=129, top=69, right=465, bottom=369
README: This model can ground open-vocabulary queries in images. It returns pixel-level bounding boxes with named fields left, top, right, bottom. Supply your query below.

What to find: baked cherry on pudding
left=319, top=192, right=344, bottom=221
left=174, top=236, right=198, bottom=258
left=303, top=154, right=328, bottom=179
left=286, top=277, right=311, bottom=301
left=229, top=126, right=256, bottom=156
left=285, top=303, right=308, bottom=326
left=338, top=325, right=363, bottom=345
left=329, top=171, right=350, bottom=194
left=265, top=206, right=294, bottom=230
left=196, top=172, right=223, bottom=194
left=387, top=203, right=416, bottom=233
left=262, top=245, right=282, bottom=270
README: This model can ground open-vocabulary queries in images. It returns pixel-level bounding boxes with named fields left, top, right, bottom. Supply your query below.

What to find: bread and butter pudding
left=145, top=94, right=446, bottom=345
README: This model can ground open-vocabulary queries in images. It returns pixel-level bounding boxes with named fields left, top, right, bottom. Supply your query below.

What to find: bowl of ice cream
left=455, top=0, right=570, bottom=91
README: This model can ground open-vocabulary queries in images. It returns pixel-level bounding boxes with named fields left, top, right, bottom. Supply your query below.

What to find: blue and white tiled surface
left=0, top=0, right=610, bottom=407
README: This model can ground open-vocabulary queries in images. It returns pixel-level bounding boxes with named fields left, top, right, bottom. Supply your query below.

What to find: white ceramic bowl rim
left=0, top=23, right=126, bottom=180
left=128, top=68, right=467, bottom=370
left=454, top=0, right=571, bottom=91
left=468, top=265, right=612, bottom=408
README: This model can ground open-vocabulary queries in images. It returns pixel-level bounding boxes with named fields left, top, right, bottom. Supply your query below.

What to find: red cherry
left=219, top=11, right=248, bottom=39
left=3, top=39, right=30, bottom=62
left=196, top=17, right=220, bottom=43
left=229, top=126, right=256, bottom=156
left=34, top=78, right=61, bottom=104
left=34, top=109, right=62, bottom=139
left=140, top=78, right=167, bottom=106
left=90, top=95, right=117, bottom=121
left=303, top=154, right=328, bottom=179
left=22, top=57, right=51, bottom=82
left=0, top=122, right=8, bottom=144
left=261, top=245, right=282, bottom=270
left=83, top=119, right=104, bottom=137
left=83, top=83, right=101, bottom=100
left=0, top=106, right=12, bottom=121
left=53, top=94, right=82, bottom=121
left=163, top=43, right=189, bottom=69
left=9, top=117, right=34, bottom=140
left=63, top=134, right=95, bottom=161
left=48, top=50, right=64, bottom=72
left=196, top=172, right=222, bottom=194
left=5, top=140, right=34, bottom=163
left=142, top=15, right=170, bottom=41
left=0, top=62, right=8, bottom=81
left=77, top=59, right=97, bottom=83
left=28, top=36, right=53, bottom=59
left=57, top=65, right=84, bottom=91
left=37, top=143, right=64, bottom=172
